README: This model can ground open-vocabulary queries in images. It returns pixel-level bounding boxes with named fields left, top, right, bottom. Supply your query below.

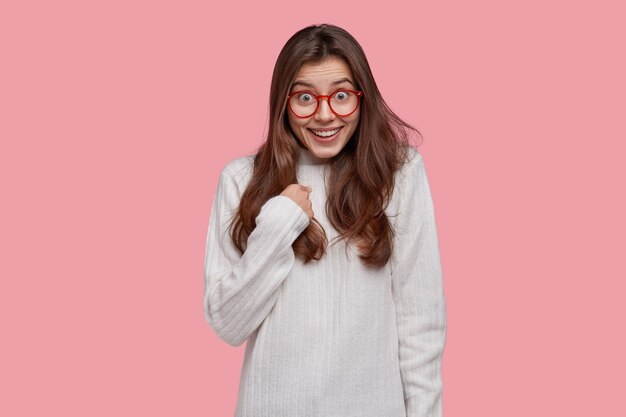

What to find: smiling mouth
left=308, top=127, right=343, bottom=138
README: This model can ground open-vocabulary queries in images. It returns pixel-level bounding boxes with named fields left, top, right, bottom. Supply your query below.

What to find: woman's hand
left=280, top=184, right=314, bottom=220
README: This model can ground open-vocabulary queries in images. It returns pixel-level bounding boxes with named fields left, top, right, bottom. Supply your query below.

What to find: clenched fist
left=280, top=184, right=314, bottom=220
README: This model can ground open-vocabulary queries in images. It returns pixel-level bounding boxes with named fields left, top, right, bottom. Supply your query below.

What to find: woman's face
left=287, top=57, right=361, bottom=160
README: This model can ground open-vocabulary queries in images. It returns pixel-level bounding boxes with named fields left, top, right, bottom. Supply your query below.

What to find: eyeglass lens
left=289, top=90, right=358, bottom=117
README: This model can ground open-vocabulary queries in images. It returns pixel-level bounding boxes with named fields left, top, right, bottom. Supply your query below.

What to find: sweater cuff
left=405, top=393, right=442, bottom=417
left=256, top=195, right=310, bottom=237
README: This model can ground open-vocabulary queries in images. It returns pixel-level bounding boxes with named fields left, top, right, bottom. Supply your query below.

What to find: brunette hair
left=230, top=23, right=422, bottom=268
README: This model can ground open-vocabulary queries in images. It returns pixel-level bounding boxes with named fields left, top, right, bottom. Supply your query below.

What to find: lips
left=308, top=126, right=343, bottom=138
left=307, top=127, right=342, bottom=142
left=308, top=127, right=342, bottom=132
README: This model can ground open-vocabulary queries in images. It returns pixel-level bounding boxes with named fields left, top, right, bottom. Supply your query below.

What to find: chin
left=314, top=150, right=335, bottom=159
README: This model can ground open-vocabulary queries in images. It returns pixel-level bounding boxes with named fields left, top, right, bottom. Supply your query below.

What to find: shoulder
left=389, top=145, right=429, bottom=210
left=219, top=154, right=255, bottom=184
left=405, top=145, right=424, bottom=167
left=221, top=153, right=254, bottom=177
left=210, top=154, right=256, bottom=202
left=396, top=145, right=425, bottom=183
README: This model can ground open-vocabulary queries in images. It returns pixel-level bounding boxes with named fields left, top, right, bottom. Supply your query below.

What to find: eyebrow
left=291, top=77, right=355, bottom=89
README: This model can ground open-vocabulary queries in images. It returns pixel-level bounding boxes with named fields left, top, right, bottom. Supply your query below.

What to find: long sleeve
left=390, top=149, right=447, bottom=417
left=203, top=165, right=310, bottom=347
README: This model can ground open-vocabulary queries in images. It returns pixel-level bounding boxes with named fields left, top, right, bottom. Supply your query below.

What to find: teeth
left=311, top=128, right=340, bottom=137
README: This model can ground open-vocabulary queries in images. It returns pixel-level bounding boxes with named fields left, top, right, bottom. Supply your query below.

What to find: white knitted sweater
left=203, top=144, right=447, bottom=417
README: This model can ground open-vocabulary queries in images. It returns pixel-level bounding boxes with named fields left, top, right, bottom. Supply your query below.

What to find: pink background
left=2, top=0, right=625, bottom=416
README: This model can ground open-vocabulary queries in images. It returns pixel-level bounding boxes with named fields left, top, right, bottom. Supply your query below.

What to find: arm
left=391, top=149, right=447, bottom=417
left=203, top=165, right=310, bottom=346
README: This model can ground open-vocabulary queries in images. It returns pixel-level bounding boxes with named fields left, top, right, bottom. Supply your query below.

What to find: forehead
left=292, top=58, right=355, bottom=87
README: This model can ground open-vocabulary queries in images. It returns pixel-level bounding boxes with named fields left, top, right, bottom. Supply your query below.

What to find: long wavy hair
left=230, top=23, right=422, bottom=268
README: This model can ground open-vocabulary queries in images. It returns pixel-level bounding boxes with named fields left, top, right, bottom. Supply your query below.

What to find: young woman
left=203, top=23, right=447, bottom=417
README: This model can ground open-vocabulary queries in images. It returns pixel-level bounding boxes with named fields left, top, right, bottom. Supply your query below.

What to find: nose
left=314, top=97, right=335, bottom=122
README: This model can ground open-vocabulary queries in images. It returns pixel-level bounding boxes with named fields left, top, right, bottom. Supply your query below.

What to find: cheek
left=288, top=114, right=306, bottom=131
left=350, top=108, right=360, bottom=123
left=347, top=113, right=360, bottom=131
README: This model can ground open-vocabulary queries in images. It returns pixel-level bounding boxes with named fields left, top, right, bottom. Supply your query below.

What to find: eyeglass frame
left=286, top=89, right=364, bottom=118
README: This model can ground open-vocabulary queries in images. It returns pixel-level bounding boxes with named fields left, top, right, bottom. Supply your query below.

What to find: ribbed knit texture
left=203, top=144, right=447, bottom=417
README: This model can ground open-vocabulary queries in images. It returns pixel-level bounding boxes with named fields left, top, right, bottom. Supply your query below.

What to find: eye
left=297, top=93, right=315, bottom=103
left=334, top=91, right=348, bottom=101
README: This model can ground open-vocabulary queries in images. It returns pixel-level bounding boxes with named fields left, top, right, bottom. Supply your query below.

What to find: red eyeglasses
left=287, top=89, right=364, bottom=118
